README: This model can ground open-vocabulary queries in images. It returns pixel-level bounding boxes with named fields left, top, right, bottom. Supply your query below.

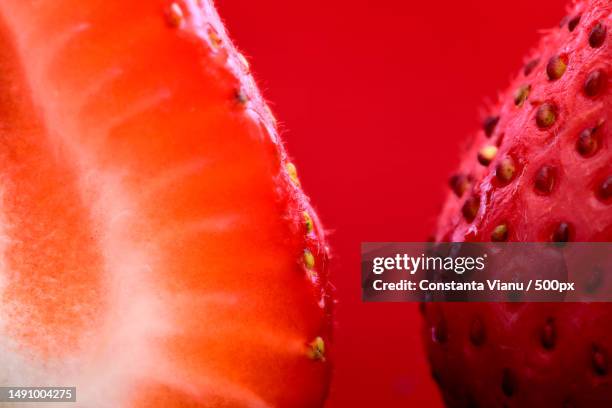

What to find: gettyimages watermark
left=362, top=242, right=612, bottom=302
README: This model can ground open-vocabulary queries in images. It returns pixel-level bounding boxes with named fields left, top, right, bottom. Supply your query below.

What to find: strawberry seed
left=514, top=84, right=531, bottom=106
left=477, top=146, right=498, bottom=166
left=462, top=196, right=480, bottom=222
left=584, top=70, right=607, bottom=97
left=534, top=165, right=556, bottom=194
left=524, top=58, right=539, bottom=76
left=598, top=176, right=612, bottom=201
left=483, top=116, right=500, bottom=137
left=546, top=54, right=568, bottom=80
left=303, top=249, right=315, bottom=269
left=449, top=174, right=472, bottom=197
left=540, top=318, right=556, bottom=350
left=432, top=318, right=448, bottom=344
left=307, top=337, right=326, bottom=361
left=501, top=368, right=517, bottom=397
left=536, top=103, right=557, bottom=129
left=469, top=318, right=486, bottom=347
left=303, top=211, right=314, bottom=233
left=576, top=127, right=599, bottom=157
left=589, top=23, right=607, bottom=48
left=165, top=2, right=184, bottom=28
left=491, top=224, right=509, bottom=242
left=568, top=15, right=581, bottom=32
left=496, top=156, right=516, bottom=184
left=551, top=222, right=571, bottom=242
left=592, top=345, right=608, bottom=376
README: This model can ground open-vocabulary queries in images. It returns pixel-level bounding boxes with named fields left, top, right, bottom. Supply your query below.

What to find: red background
left=217, top=1, right=568, bottom=406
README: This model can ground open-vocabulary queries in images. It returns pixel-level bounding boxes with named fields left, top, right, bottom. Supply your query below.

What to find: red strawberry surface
left=424, top=0, right=612, bottom=406
left=0, top=0, right=331, bottom=406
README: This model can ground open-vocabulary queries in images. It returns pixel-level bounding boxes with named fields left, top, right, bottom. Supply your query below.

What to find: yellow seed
left=536, top=103, right=557, bottom=129
left=513, top=84, right=531, bottom=107
left=477, top=145, right=498, bottom=166
left=546, top=55, right=568, bottom=80
left=165, top=2, right=184, bottom=28
left=307, top=336, right=325, bottom=361
left=237, top=52, right=250, bottom=73
left=286, top=162, right=301, bottom=186
left=207, top=26, right=223, bottom=51
left=303, top=249, right=315, bottom=269
left=491, top=224, right=509, bottom=242
left=496, top=156, right=516, bottom=183
left=303, top=211, right=314, bottom=233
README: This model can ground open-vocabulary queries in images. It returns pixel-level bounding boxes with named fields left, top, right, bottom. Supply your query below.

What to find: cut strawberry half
left=0, top=1, right=332, bottom=406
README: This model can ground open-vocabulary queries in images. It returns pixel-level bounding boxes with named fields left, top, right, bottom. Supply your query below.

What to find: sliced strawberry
left=0, top=1, right=331, bottom=406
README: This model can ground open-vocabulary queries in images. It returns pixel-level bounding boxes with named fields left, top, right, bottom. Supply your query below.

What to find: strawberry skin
left=0, top=1, right=331, bottom=407
left=424, top=0, right=612, bottom=406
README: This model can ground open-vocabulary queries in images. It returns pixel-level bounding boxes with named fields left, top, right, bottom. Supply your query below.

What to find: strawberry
left=423, top=0, right=612, bottom=406
left=0, top=0, right=331, bottom=406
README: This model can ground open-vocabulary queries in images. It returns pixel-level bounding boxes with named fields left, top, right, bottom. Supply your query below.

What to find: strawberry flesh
left=0, top=0, right=332, bottom=406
